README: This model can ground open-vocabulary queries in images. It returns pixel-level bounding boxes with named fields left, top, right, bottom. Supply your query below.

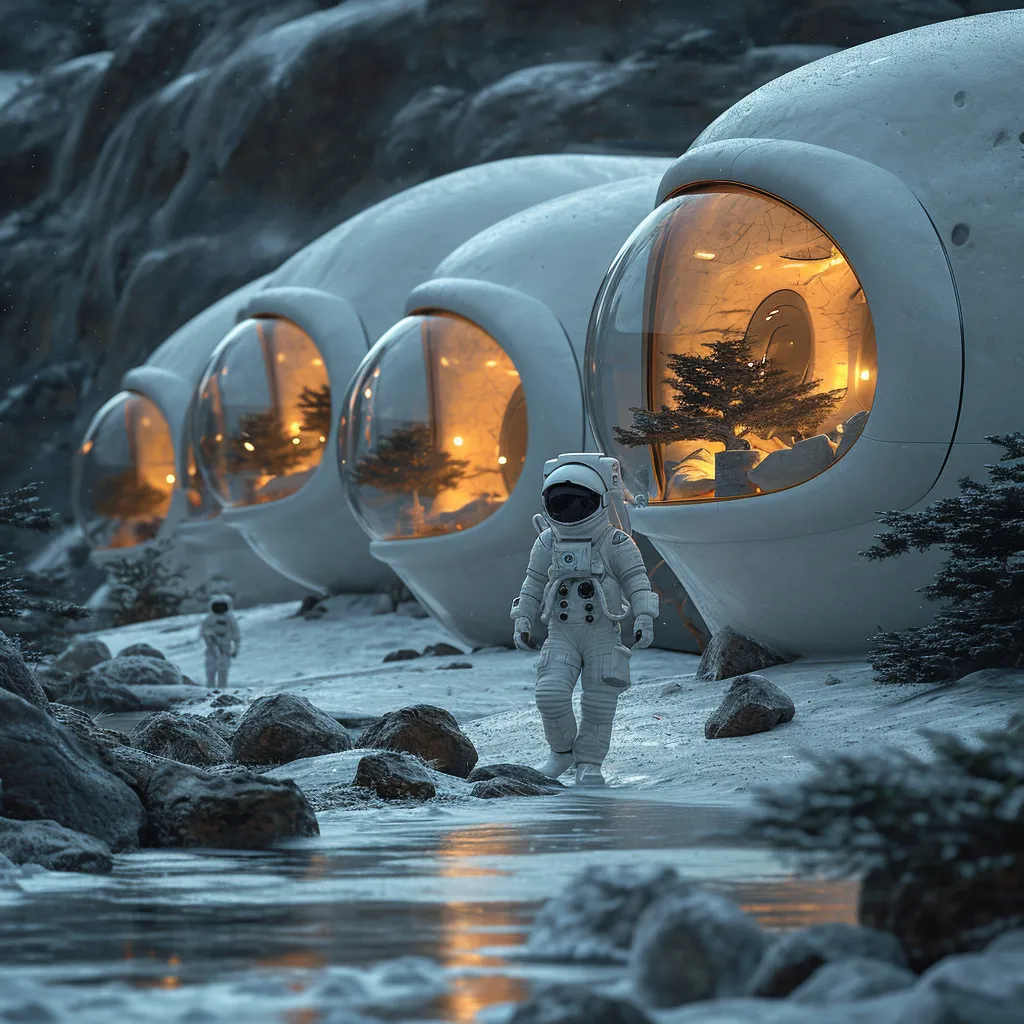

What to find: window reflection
left=192, top=318, right=331, bottom=508
left=586, top=186, right=877, bottom=502
left=344, top=314, right=528, bottom=540
left=74, top=392, right=176, bottom=549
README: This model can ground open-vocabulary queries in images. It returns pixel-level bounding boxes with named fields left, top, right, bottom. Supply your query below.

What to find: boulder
left=987, top=930, right=1024, bottom=956
left=42, top=672, right=143, bottom=712
left=631, top=891, right=769, bottom=1007
left=48, top=702, right=131, bottom=750
left=129, top=711, right=233, bottom=768
left=205, top=707, right=241, bottom=741
left=356, top=704, right=478, bottom=778
left=83, top=654, right=184, bottom=689
left=835, top=410, right=870, bottom=460
left=468, top=763, right=566, bottom=798
left=0, top=690, right=145, bottom=851
left=704, top=673, right=796, bottom=739
left=509, top=986, right=653, bottom=1024
left=52, top=636, right=111, bottom=675
left=526, top=865, right=685, bottom=964
left=143, top=762, right=319, bottom=849
left=748, top=923, right=907, bottom=998
left=351, top=751, right=437, bottom=802
left=117, top=642, right=166, bottom=660
left=232, top=693, right=352, bottom=766
left=695, top=626, right=789, bottom=682
left=714, top=448, right=762, bottom=498
left=383, top=649, right=421, bottom=662
left=789, top=957, right=917, bottom=1004
left=422, top=643, right=464, bottom=657
left=0, top=631, right=49, bottom=711
left=747, top=433, right=836, bottom=492
left=210, top=693, right=246, bottom=707
left=0, top=817, right=113, bottom=874
left=103, top=745, right=179, bottom=794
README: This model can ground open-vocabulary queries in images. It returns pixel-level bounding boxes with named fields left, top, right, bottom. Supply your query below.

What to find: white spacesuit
left=200, top=593, right=241, bottom=688
left=511, top=453, right=659, bottom=787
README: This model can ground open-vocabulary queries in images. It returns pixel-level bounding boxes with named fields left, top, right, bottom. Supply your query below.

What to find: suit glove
left=633, top=614, right=654, bottom=649
left=513, top=616, right=534, bottom=652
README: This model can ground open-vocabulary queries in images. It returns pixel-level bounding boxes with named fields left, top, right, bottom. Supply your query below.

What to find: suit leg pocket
left=600, top=644, right=632, bottom=689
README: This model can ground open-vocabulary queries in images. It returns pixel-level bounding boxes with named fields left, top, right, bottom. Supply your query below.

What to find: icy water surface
left=0, top=795, right=857, bottom=1024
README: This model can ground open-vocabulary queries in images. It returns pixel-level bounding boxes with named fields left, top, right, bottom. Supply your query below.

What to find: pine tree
left=104, top=537, right=206, bottom=626
left=614, top=334, right=845, bottom=452
left=863, top=433, right=1024, bottom=684
left=91, top=469, right=168, bottom=523
left=228, top=410, right=310, bottom=479
left=298, top=384, right=332, bottom=439
left=0, top=484, right=89, bottom=657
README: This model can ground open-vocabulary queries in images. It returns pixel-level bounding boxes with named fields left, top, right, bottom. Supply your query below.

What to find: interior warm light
left=440, top=357, right=450, bottom=367
left=312, top=358, right=323, bottom=367
left=373, top=367, right=381, bottom=378
left=860, top=369, right=871, bottom=380
left=497, top=456, right=507, bottom=465
left=485, top=360, right=498, bottom=367
left=364, top=388, right=373, bottom=399
left=318, top=435, right=326, bottom=443
left=215, top=433, right=223, bottom=442
left=81, top=440, right=93, bottom=454
left=291, top=437, right=301, bottom=445
left=754, top=264, right=763, bottom=270
left=290, top=422, right=301, bottom=434
left=694, top=251, right=717, bottom=260
left=276, top=353, right=286, bottom=363
left=452, top=436, right=464, bottom=447
left=243, top=441, right=255, bottom=452
left=165, top=474, right=176, bottom=484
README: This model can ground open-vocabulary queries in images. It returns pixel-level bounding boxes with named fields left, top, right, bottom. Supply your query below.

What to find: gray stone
left=48, top=703, right=131, bottom=750
left=43, top=672, right=143, bottom=712
left=383, top=648, right=421, bottom=662
left=987, top=930, right=1024, bottom=956
left=83, top=654, right=184, bottom=689
left=130, top=711, right=233, bottom=767
left=468, top=763, right=565, bottom=798
left=631, top=890, right=769, bottom=1008
left=659, top=681, right=683, bottom=697
left=836, top=410, right=870, bottom=460
left=748, top=433, right=837, bottom=492
left=351, top=751, right=437, bottom=802
left=705, top=673, right=796, bottom=739
left=695, top=626, right=790, bottom=682
left=0, top=690, right=145, bottom=851
left=899, top=947, right=1024, bottom=1024
left=790, top=958, right=917, bottom=1005
left=356, top=704, right=478, bottom=778
left=0, top=631, right=49, bottom=711
left=0, top=817, right=113, bottom=874
left=422, top=643, right=464, bottom=657
left=715, top=448, right=762, bottom=498
left=526, top=865, right=686, bottom=964
left=117, top=642, right=165, bottom=660
left=509, top=985, right=652, bottom=1024
left=209, top=692, right=246, bottom=707
left=52, top=636, right=111, bottom=675
left=824, top=674, right=844, bottom=686
left=232, top=693, right=352, bottom=766
left=748, top=923, right=908, bottom=998
left=143, top=762, right=319, bottom=849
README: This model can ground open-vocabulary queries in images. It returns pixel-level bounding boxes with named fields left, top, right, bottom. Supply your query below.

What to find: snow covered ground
left=90, top=595, right=1023, bottom=805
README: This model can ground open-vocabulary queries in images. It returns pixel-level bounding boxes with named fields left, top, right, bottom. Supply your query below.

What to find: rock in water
left=356, top=704, right=478, bottom=778
left=509, top=985, right=653, bottom=1024
left=130, top=711, right=233, bottom=767
left=0, top=631, right=49, bottom=710
left=0, top=817, right=113, bottom=874
left=748, top=922, right=907, bottom=997
left=53, top=637, right=111, bottom=675
left=704, top=674, right=795, bottom=739
left=352, top=751, right=437, bottom=801
left=468, top=763, right=566, bottom=798
left=631, top=891, right=769, bottom=1007
left=117, top=642, right=166, bottom=660
left=0, top=690, right=145, bottom=851
left=695, top=627, right=789, bottom=682
left=143, top=763, right=319, bottom=849
left=526, top=865, right=686, bottom=964
left=49, top=703, right=131, bottom=750
left=789, top=957, right=916, bottom=1004
left=232, top=693, right=352, bottom=766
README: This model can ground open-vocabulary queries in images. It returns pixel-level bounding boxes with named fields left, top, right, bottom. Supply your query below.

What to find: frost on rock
left=129, top=711, right=233, bottom=768
left=232, top=693, right=353, bottom=766
left=356, top=704, right=478, bottom=778
left=630, top=890, right=769, bottom=1008
left=0, top=817, right=113, bottom=874
left=525, top=864, right=686, bottom=964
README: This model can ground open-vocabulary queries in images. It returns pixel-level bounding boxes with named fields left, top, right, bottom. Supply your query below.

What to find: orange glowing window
left=191, top=317, right=331, bottom=508
left=586, top=186, right=877, bottom=503
left=73, top=392, right=176, bottom=549
left=343, top=313, right=528, bottom=540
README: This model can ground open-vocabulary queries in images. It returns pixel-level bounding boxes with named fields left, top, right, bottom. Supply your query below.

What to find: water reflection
left=0, top=799, right=857, bottom=1022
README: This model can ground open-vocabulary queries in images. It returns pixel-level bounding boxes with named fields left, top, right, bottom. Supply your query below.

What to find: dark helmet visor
left=543, top=482, right=601, bottom=524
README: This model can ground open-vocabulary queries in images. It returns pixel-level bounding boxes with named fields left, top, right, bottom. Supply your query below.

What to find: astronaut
left=200, top=593, right=241, bottom=688
left=511, top=453, right=659, bottom=787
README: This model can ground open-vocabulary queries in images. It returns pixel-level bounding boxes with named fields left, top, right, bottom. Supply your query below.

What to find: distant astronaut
left=200, top=593, right=241, bottom=688
left=511, top=453, right=659, bottom=787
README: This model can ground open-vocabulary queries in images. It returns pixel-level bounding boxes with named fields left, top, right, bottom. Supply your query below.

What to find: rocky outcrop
left=0, top=631, right=49, bottom=710
left=231, top=693, right=352, bottom=765
left=747, top=922, right=907, bottom=997
left=630, top=890, right=769, bottom=1007
left=129, top=711, right=233, bottom=767
left=704, top=673, right=795, bottom=739
left=142, top=761, right=319, bottom=849
left=351, top=750, right=438, bottom=802
left=49, top=701, right=131, bottom=750
left=695, top=626, right=790, bottom=682
left=0, top=816, right=113, bottom=874
left=0, top=689, right=145, bottom=850
left=357, top=704, right=477, bottom=778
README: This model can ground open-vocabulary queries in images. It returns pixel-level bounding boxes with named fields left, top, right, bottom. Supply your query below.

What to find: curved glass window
left=191, top=317, right=331, bottom=508
left=585, top=185, right=877, bottom=502
left=183, top=442, right=220, bottom=520
left=342, top=313, right=528, bottom=539
left=73, top=392, right=176, bottom=549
